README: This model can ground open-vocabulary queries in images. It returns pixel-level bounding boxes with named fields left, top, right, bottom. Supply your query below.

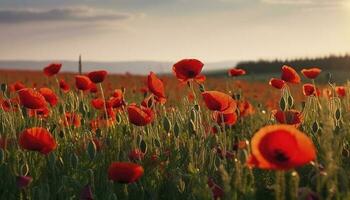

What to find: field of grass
left=0, top=63, right=350, bottom=200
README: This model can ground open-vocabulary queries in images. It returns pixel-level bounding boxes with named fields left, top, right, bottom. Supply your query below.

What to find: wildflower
left=108, top=162, right=144, bottom=183
left=247, top=125, right=316, bottom=170
left=173, top=59, right=205, bottom=83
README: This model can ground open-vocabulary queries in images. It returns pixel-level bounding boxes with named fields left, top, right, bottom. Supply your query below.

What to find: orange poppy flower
left=19, top=127, right=57, bottom=155
left=59, top=79, right=70, bottom=93
left=273, top=110, right=302, bottom=126
left=336, top=86, right=346, bottom=97
left=91, top=98, right=105, bottom=110
left=202, top=91, right=236, bottom=112
left=108, top=162, right=144, bottom=184
left=148, top=72, right=166, bottom=100
left=302, top=84, right=320, bottom=96
left=269, top=78, right=286, bottom=89
left=18, top=88, right=47, bottom=109
left=63, top=112, right=81, bottom=127
left=281, top=65, right=301, bottom=84
left=75, top=75, right=92, bottom=91
left=39, top=87, right=58, bottom=107
left=228, top=68, right=246, bottom=77
left=173, top=59, right=206, bottom=83
left=88, top=70, right=108, bottom=83
left=127, top=104, right=154, bottom=126
left=43, top=63, right=62, bottom=77
left=238, top=100, right=255, bottom=117
left=301, top=68, right=321, bottom=79
left=247, top=124, right=316, bottom=170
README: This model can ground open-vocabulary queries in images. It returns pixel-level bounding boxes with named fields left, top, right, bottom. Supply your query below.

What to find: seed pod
left=312, top=121, right=319, bottom=133
left=163, top=117, right=172, bottom=133
left=154, top=138, right=161, bottom=148
left=190, top=109, right=196, bottom=121
left=335, top=108, right=341, bottom=121
left=87, top=140, right=97, bottom=160
left=70, top=153, right=79, bottom=169
left=140, top=139, right=147, bottom=154
left=0, top=83, right=7, bottom=93
left=288, top=95, right=294, bottom=108
left=279, top=97, right=287, bottom=111
left=199, top=84, right=205, bottom=92
left=189, top=120, right=196, bottom=134
left=174, top=122, right=180, bottom=138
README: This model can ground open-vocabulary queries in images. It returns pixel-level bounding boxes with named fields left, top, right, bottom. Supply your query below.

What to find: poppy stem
left=275, top=171, right=286, bottom=200
left=99, top=83, right=109, bottom=121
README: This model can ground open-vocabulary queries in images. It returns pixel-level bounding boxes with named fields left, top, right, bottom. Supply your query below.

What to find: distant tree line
left=236, top=54, right=350, bottom=74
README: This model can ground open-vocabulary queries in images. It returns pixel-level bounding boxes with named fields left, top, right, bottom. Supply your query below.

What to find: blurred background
left=0, top=0, right=349, bottom=79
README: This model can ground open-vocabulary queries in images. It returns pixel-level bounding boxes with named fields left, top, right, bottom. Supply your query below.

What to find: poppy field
left=0, top=60, right=350, bottom=200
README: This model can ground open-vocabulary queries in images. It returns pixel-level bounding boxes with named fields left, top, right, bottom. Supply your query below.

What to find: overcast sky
left=0, top=0, right=349, bottom=63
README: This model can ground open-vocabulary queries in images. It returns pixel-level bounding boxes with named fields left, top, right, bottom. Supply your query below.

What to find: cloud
left=261, top=0, right=348, bottom=5
left=0, top=7, right=131, bottom=24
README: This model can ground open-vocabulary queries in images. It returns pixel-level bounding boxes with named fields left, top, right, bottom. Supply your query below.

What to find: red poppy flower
left=112, top=89, right=123, bottom=98
left=302, top=84, right=320, bottom=96
left=16, top=175, right=33, bottom=189
left=90, top=83, right=98, bottom=93
left=75, top=75, right=92, bottom=91
left=43, top=63, right=62, bottom=77
left=59, top=79, right=70, bottom=93
left=129, top=149, right=145, bottom=161
left=247, top=124, right=316, bottom=170
left=28, top=107, right=51, bottom=118
left=228, top=68, right=246, bottom=77
left=202, top=91, right=236, bottom=112
left=269, top=78, right=286, bottom=89
left=88, top=70, right=108, bottom=83
left=336, top=86, right=346, bottom=97
left=107, top=97, right=125, bottom=109
left=63, top=112, right=81, bottom=127
left=281, top=65, right=300, bottom=84
left=108, top=162, right=144, bottom=183
left=1, top=98, right=12, bottom=112
left=238, top=100, right=255, bottom=117
left=173, top=59, right=206, bottom=83
left=91, top=98, right=105, bottom=110
left=148, top=72, right=166, bottom=100
left=18, top=88, right=47, bottom=109
left=208, top=178, right=224, bottom=200
left=127, top=104, right=154, bottom=126
left=19, top=127, right=57, bottom=155
left=39, top=87, right=58, bottom=107
left=0, top=137, right=7, bottom=149
left=273, top=110, right=302, bottom=126
left=301, top=68, right=321, bottom=79
left=9, top=81, right=26, bottom=92
left=213, top=109, right=238, bottom=125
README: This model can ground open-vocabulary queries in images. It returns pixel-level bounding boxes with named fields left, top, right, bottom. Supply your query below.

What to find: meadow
left=0, top=60, right=349, bottom=200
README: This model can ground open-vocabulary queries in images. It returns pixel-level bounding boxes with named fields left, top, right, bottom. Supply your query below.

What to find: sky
left=0, top=0, right=349, bottom=63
